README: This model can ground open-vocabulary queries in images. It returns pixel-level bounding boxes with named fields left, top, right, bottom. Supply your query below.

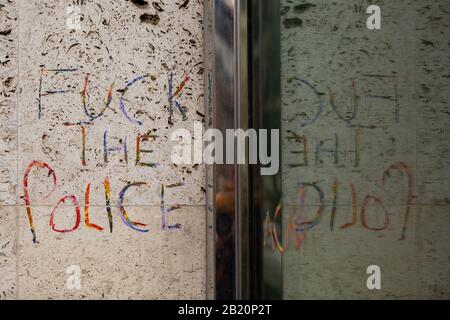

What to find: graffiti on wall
left=265, top=73, right=415, bottom=253
left=23, top=68, right=197, bottom=243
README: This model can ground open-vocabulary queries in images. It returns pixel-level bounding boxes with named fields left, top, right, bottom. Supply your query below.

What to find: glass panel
left=248, top=0, right=283, bottom=299
left=212, top=0, right=237, bottom=300
left=276, top=0, right=450, bottom=299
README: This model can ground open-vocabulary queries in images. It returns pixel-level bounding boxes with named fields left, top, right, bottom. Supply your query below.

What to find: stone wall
left=0, top=0, right=206, bottom=299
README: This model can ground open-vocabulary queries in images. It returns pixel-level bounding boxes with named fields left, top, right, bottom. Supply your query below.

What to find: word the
left=285, top=129, right=361, bottom=168
left=63, top=126, right=159, bottom=168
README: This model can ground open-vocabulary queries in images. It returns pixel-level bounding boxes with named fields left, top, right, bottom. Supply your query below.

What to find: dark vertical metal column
left=212, top=0, right=236, bottom=299
left=235, top=0, right=250, bottom=300
left=249, top=0, right=282, bottom=299
left=203, top=0, right=215, bottom=300
left=208, top=0, right=249, bottom=299
left=206, top=0, right=281, bottom=299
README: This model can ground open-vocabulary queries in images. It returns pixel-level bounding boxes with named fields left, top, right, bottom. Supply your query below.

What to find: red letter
left=23, top=160, right=57, bottom=243
left=50, top=195, right=81, bottom=233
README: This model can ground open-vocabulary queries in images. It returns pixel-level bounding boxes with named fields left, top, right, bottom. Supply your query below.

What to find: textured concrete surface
left=279, top=0, right=450, bottom=299
left=17, top=205, right=205, bottom=299
left=1, top=0, right=206, bottom=299
left=0, top=0, right=18, bottom=300
left=2, top=0, right=449, bottom=300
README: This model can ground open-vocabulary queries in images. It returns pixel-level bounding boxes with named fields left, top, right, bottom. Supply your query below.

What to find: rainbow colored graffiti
left=264, top=162, right=414, bottom=254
